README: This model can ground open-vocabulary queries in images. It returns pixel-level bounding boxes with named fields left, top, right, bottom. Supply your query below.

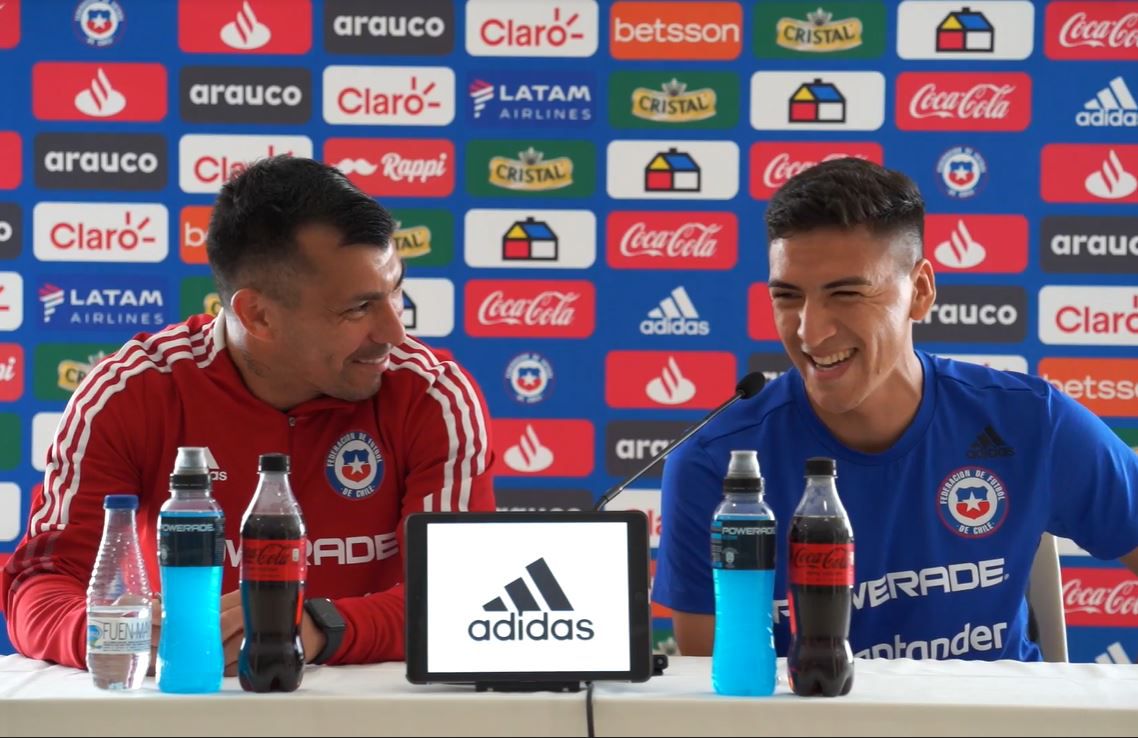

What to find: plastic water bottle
left=87, top=494, right=152, bottom=690
left=711, top=449, right=777, bottom=696
left=157, top=447, right=225, bottom=693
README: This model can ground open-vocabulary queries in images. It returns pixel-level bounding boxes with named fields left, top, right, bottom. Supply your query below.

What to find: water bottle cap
left=173, top=446, right=209, bottom=474
left=259, top=453, right=290, bottom=473
left=726, top=449, right=761, bottom=479
left=805, top=456, right=837, bottom=477
left=103, top=494, right=139, bottom=510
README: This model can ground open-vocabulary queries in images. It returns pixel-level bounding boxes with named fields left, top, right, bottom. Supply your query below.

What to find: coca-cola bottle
left=787, top=457, right=854, bottom=697
left=238, top=453, right=307, bottom=693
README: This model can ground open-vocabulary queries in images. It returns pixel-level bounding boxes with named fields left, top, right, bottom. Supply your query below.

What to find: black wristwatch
left=304, top=597, right=345, bottom=665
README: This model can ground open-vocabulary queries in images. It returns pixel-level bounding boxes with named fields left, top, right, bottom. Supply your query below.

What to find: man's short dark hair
left=764, top=157, right=925, bottom=268
left=206, top=155, right=396, bottom=306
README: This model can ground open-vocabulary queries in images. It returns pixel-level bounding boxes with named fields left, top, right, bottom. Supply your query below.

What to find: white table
left=3, top=654, right=1136, bottom=737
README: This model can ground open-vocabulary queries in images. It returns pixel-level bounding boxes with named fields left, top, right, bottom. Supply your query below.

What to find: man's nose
left=372, top=296, right=406, bottom=346
left=796, top=298, right=837, bottom=349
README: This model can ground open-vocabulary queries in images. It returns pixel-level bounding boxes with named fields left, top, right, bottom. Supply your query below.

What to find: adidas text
left=639, top=317, right=710, bottom=336
left=468, top=612, right=595, bottom=642
left=1077, top=109, right=1138, bottom=127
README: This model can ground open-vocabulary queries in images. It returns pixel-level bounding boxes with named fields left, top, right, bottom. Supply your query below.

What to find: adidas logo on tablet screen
left=467, top=557, right=594, bottom=642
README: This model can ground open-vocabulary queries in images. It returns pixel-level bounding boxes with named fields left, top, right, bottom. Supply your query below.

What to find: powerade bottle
left=711, top=449, right=777, bottom=696
left=156, top=447, right=225, bottom=693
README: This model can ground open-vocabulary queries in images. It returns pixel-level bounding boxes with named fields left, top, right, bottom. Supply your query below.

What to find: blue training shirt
left=653, top=351, right=1138, bottom=661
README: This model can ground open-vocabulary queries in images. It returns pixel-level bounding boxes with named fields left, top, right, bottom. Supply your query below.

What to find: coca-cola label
left=896, top=72, right=1031, bottom=131
left=711, top=517, right=775, bottom=571
left=159, top=513, right=225, bottom=567
left=323, top=138, right=454, bottom=197
left=1046, top=2, right=1138, bottom=60
left=606, top=211, right=737, bottom=270
left=1063, top=568, right=1138, bottom=626
left=750, top=142, right=883, bottom=199
left=240, top=538, right=307, bottom=582
left=465, top=280, right=595, bottom=337
left=789, top=543, right=855, bottom=586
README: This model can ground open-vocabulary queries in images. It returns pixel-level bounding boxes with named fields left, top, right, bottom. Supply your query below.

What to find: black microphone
left=593, top=372, right=768, bottom=511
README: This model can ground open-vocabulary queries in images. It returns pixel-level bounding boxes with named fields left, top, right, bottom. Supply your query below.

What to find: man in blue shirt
left=652, top=158, right=1138, bottom=661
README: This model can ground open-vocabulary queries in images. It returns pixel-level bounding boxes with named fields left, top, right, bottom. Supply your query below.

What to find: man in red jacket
left=1, top=156, right=496, bottom=672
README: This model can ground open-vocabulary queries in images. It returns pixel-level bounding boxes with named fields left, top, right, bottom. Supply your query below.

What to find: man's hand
left=301, top=605, right=326, bottom=665
left=220, top=589, right=244, bottom=676
left=147, top=594, right=162, bottom=676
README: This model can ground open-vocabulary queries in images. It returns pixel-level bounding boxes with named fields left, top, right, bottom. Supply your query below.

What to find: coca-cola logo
left=477, top=290, right=578, bottom=326
left=1059, top=11, right=1138, bottom=48
left=909, top=83, right=1014, bottom=120
left=1063, top=578, right=1138, bottom=616
left=763, top=151, right=870, bottom=190
left=381, top=152, right=447, bottom=183
left=619, top=222, right=720, bottom=259
left=250, top=542, right=295, bottom=566
left=791, top=546, right=852, bottom=570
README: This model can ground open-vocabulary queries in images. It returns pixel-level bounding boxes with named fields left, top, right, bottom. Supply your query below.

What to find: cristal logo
left=908, top=83, right=1015, bottom=120
left=1059, top=11, right=1138, bottom=49
left=480, top=6, right=585, bottom=49
left=645, top=356, right=696, bottom=405
left=477, top=290, right=578, bottom=326
left=220, top=1, right=272, bottom=50
left=1063, top=578, right=1138, bottom=615
left=1086, top=150, right=1138, bottom=199
left=74, top=68, right=126, bottom=118
left=469, top=557, right=594, bottom=642
left=503, top=424, right=554, bottom=472
left=620, top=221, right=719, bottom=259
left=763, top=151, right=871, bottom=190
left=934, top=220, right=987, bottom=269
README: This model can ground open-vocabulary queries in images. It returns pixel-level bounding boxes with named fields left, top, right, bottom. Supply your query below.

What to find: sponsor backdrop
left=0, top=0, right=1136, bottom=662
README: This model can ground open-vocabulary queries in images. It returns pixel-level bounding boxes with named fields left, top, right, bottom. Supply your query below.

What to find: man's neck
left=224, top=314, right=309, bottom=412
left=812, top=350, right=925, bottom=455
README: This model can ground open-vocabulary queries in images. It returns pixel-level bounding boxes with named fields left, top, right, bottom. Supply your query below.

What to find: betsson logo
left=610, top=1, right=742, bottom=60
left=469, top=557, right=594, bottom=642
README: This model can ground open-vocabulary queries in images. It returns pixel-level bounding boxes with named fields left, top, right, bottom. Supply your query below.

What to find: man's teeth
left=813, top=349, right=854, bottom=367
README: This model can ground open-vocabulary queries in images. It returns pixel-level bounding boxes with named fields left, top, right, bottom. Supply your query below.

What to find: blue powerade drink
left=711, top=449, right=777, bottom=697
left=157, top=447, right=225, bottom=693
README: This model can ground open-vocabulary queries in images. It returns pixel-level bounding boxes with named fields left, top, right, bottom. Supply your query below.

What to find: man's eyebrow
left=768, top=277, right=873, bottom=291
left=767, top=280, right=800, bottom=291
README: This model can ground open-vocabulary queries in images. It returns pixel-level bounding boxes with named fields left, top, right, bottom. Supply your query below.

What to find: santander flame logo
left=476, top=290, right=579, bottom=327
left=1059, top=11, right=1138, bottom=49
left=74, top=68, right=126, bottom=118
left=1085, top=149, right=1138, bottom=199
left=619, top=222, right=720, bottom=259
left=503, top=425, right=554, bottom=473
left=763, top=151, right=870, bottom=190
left=908, top=83, right=1015, bottom=120
left=1063, top=578, right=1138, bottom=616
left=220, top=1, right=272, bottom=50
left=934, top=220, right=987, bottom=269
left=645, top=356, right=696, bottom=405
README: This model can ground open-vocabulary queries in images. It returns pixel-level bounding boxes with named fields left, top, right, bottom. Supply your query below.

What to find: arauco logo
left=468, top=557, right=594, bottom=641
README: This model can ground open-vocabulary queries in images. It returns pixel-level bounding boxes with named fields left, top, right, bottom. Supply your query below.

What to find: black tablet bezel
left=405, top=510, right=653, bottom=686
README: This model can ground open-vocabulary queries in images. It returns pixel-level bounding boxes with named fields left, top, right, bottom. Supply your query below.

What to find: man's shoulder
left=686, top=370, right=799, bottom=456
left=86, top=315, right=221, bottom=390
left=386, top=338, right=482, bottom=395
left=928, top=353, right=1054, bottom=405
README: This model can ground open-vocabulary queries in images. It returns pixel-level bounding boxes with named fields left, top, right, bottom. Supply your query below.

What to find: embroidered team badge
left=325, top=431, right=383, bottom=500
left=937, top=466, right=1009, bottom=538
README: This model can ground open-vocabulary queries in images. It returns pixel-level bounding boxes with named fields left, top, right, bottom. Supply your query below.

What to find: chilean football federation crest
left=937, top=466, right=1009, bottom=538
left=326, top=432, right=383, bottom=500
left=74, top=0, right=126, bottom=47
left=505, top=352, right=554, bottom=404
left=936, top=146, right=987, bottom=199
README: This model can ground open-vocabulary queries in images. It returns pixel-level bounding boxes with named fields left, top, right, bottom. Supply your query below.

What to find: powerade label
left=711, top=517, right=775, bottom=570
left=240, top=539, right=307, bottom=582
left=87, top=608, right=151, bottom=655
left=789, top=543, right=855, bottom=586
left=158, top=513, right=225, bottom=567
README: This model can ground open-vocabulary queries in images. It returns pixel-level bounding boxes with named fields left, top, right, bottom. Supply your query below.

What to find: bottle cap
left=805, top=456, right=837, bottom=477
left=259, top=453, right=290, bottom=473
left=724, top=449, right=763, bottom=493
left=104, top=494, right=139, bottom=510
left=171, top=447, right=212, bottom=490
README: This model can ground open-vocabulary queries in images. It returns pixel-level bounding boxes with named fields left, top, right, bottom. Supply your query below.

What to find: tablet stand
left=474, top=681, right=583, bottom=693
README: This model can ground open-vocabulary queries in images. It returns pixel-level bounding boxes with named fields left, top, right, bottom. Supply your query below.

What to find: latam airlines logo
left=924, top=215, right=1028, bottom=273
left=1045, top=2, right=1138, bottom=61
left=35, top=133, right=167, bottom=191
left=470, top=558, right=594, bottom=642
left=495, top=419, right=594, bottom=476
left=896, top=72, right=1031, bottom=131
left=605, top=350, right=736, bottom=409
left=1041, top=145, right=1138, bottom=204
left=751, top=71, right=885, bottom=131
left=466, top=0, right=598, bottom=57
left=33, top=203, right=168, bottom=263
left=606, top=211, right=738, bottom=271
left=465, top=280, right=595, bottom=338
left=32, top=63, right=167, bottom=122
left=749, top=142, right=883, bottom=199
left=464, top=209, right=596, bottom=268
left=467, top=71, right=595, bottom=128
left=179, top=134, right=313, bottom=194
left=38, top=276, right=168, bottom=330
left=325, top=138, right=454, bottom=198
left=1039, top=287, right=1138, bottom=346
left=897, top=1, right=1035, bottom=60
left=181, top=66, right=311, bottom=125
left=178, top=0, right=312, bottom=54
left=323, top=0, right=454, bottom=56
left=1078, top=77, right=1138, bottom=129
left=640, top=286, right=709, bottom=336
left=324, top=66, right=455, bottom=126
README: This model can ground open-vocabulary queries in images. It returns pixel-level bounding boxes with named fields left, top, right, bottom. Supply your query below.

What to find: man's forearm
left=7, top=574, right=89, bottom=669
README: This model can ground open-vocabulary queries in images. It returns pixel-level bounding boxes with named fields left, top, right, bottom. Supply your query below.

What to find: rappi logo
left=606, top=211, right=737, bottom=270
left=324, top=138, right=454, bottom=197
left=1063, top=568, right=1138, bottom=626
left=323, top=66, right=454, bottom=126
left=33, top=203, right=169, bottom=264
left=494, top=419, right=595, bottom=477
left=32, top=63, right=167, bottom=122
left=180, top=206, right=211, bottom=265
left=466, top=0, right=599, bottom=57
left=1046, top=2, right=1138, bottom=60
left=605, top=350, right=736, bottom=409
left=465, top=280, right=595, bottom=338
left=924, top=215, right=1028, bottom=273
left=0, top=133, right=20, bottom=190
left=178, top=0, right=312, bottom=54
left=0, top=343, right=24, bottom=402
left=610, top=1, right=743, bottom=60
left=178, top=134, right=313, bottom=194
left=1041, top=144, right=1138, bottom=204
left=750, top=142, right=883, bottom=199
left=1039, top=286, right=1138, bottom=346
left=896, top=72, right=1031, bottom=131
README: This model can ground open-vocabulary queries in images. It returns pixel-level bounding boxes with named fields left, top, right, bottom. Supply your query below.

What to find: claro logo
left=33, top=203, right=168, bottom=263
left=324, top=0, right=454, bottom=55
left=466, top=0, right=599, bottom=57
left=914, top=286, right=1026, bottom=343
left=181, top=66, right=311, bottom=124
left=179, top=134, right=313, bottom=193
left=35, top=133, right=167, bottom=191
left=323, top=66, right=454, bottom=126
left=1039, top=286, right=1138, bottom=346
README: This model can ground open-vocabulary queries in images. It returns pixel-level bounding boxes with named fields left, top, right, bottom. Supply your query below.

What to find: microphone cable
left=585, top=680, right=596, bottom=737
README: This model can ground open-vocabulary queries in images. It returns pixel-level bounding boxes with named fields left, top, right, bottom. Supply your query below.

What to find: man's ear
left=230, top=287, right=278, bottom=342
left=909, top=258, right=936, bottom=322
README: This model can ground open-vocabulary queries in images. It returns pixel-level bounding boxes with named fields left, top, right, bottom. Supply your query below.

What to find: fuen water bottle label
left=240, top=539, right=307, bottom=582
left=87, top=607, right=151, bottom=654
left=789, top=543, right=855, bottom=586
left=711, top=518, right=775, bottom=570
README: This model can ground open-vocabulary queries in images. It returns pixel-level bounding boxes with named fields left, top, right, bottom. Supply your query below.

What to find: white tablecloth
left=2, top=654, right=1136, bottom=737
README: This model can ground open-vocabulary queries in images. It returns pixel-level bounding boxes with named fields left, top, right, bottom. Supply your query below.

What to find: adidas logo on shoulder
left=468, top=557, right=594, bottom=642
left=968, top=425, right=1015, bottom=459
left=1077, top=77, right=1138, bottom=129
left=640, top=286, right=710, bottom=336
